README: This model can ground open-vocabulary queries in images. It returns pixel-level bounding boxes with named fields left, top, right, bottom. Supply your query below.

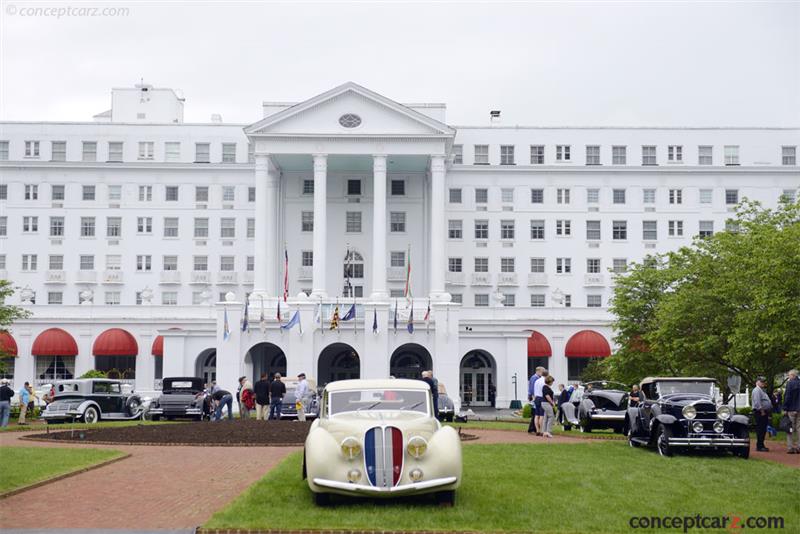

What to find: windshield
left=656, top=381, right=714, bottom=397
left=329, top=389, right=429, bottom=416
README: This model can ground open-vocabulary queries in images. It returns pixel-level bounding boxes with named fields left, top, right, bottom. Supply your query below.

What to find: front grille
left=364, top=426, right=403, bottom=489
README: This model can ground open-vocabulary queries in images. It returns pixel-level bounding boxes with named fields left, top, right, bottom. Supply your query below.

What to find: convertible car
left=561, top=381, right=629, bottom=433
left=42, top=379, right=146, bottom=423
left=303, top=379, right=462, bottom=505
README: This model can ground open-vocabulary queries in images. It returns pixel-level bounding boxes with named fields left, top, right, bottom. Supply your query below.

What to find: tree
left=0, top=280, right=32, bottom=374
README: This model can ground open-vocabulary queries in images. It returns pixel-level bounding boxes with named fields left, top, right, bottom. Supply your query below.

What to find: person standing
left=782, top=369, right=800, bottom=454
left=295, top=373, right=309, bottom=422
left=211, top=388, right=233, bottom=421
left=751, top=377, right=772, bottom=452
left=542, top=376, right=557, bottom=438
left=17, top=381, right=31, bottom=425
left=0, top=379, right=14, bottom=427
left=269, top=373, right=286, bottom=420
left=557, top=384, right=569, bottom=424
left=527, top=367, right=543, bottom=434
left=629, top=384, right=642, bottom=407
left=771, top=389, right=782, bottom=414
left=254, top=373, right=270, bottom=421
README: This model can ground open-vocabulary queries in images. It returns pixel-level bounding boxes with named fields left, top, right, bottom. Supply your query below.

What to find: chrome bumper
left=589, top=413, right=625, bottom=421
left=668, top=437, right=749, bottom=447
left=313, top=476, right=457, bottom=495
left=43, top=409, right=82, bottom=419
left=148, top=407, right=201, bottom=415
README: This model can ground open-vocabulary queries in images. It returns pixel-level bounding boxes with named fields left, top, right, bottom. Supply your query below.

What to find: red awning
left=527, top=331, right=552, bottom=358
left=93, top=328, right=138, bottom=356
left=0, top=331, right=18, bottom=357
left=32, top=328, right=79, bottom=356
left=151, top=336, right=163, bottom=357
left=565, top=330, right=611, bottom=358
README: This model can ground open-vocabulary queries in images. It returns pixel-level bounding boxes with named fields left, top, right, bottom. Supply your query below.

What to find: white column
left=311, top=154, right=328, bottom=299
left=371, top=155, right=388, bottom=300
left=429, top=155, right=448, bottom=299
left=253, top=154, right=271, bottom=297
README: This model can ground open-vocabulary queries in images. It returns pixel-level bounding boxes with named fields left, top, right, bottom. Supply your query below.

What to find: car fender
left=77, top=400, right=102, bottom=416
left=654, top=414, right=677, bottom=427
left=304, top=426, right=345, bottom=492
left=731, top=414, right=749, bottom=426
left=626, top=407, right=641, bottom=434
left=579, top=399, right=596, bottom=420
left=562, top=402, right=579, bottom=425
left=425, top=425, right=463, bottom=488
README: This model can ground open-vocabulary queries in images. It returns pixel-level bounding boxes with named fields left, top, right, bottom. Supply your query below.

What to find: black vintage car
left=561, top=381, right=629, bottom=433
left=436, top=383, right=456, bottom=422
left=148, top=377, right=205, bottom=420
left=626, top=377, right=750, bottom=458
left=42, top=379, right=145, bottom=424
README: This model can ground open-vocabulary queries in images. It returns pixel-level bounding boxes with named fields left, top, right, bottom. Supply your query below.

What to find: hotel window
left=725, top=189, right=739, bottom=205
left=474, top=294, right=489, bottom=307
left=25, top=141, right=40, bottom=158
left=530, top=258, right=545, bottom=273
left=500, top=220, right=515, bottom=239
left=138, top=141, right=154, bottom=160
left=195, top=143, right=210, bottom=163
left=452, top=145, right=463, bottom=164
left=139, top=185, right=152, bottom=201
left=347, top=179, right=362, bottom=196
left=80, top=217, right=96, bottom=237
left=500, top=258, right=515, bottom=273
left=475, top=188, right=488, bottom=204
left=136, top=255, right=152, bottom=271
left=137, top=217, right=153, bottom=234
left=0, top=255, right=6, bottom=270
left=698, top=145, right=713, bottom=165
left=556, top=188, right=570, bottom=204
left=587, top=188, right=600, bottom=204
left=107, top=185, right=122, bottom=201
left=106, top=255, right=121, bottom=272
left=668, top=220, right=684, bottom=237
left=612, top=258, right=628, bottom=273
left=448, top=257, right=462, bottom=272
left=474, top=257, right=489, bottom=272
left=667, top=145, right=683, bottom=162
left=0, top=184, right=6, bottom=199
left=391, top=180, right=405, bottom=196
left=503, top=294, right=516, bottom=307
left=107, top=217, right=122, bottom=237
left=556, top=258, right=571, bottom=274
left=474, top=145, right=489, bottom=164
left=390, top=212, right=406, bottom=232
left=22, top=216, right=38, bottom=233
left=79, top=255, right=95, bottom=270
left=448, top=220, right=463, bottom=239
left=586, top=220, right=601, bottom=240
left=222, top=185, right=235, bottom=202
left=50, top=217, right=65, bottom=236
left=587, top=258, right=601, bottom=274
left=612, top=145, right=627, bottom=164
left=52, top=141, right=67, bottom=161
left=0, top=141, right=9, bottom=160
left=25, top=184, right=38, bottom=200
left=501, top=188, right=514, bottom=203
left=643, top=220, right=658, bottom=240
left=221, top=143, right=236, bottom=163
left=22, top=254, right=38, bottom=271
left=195, top=186, right=209, bottom=202
left=642, top=145, right=657, bottom=165
left=220, top=218, right=236, bottom=238
left=530, top=220, right=545, bottom=239
left=162, top=292, right=178, bottom=306
left=669, top=189, right=682, bottom=204
left=530, top=188, right=544, bottom=203
left=301, top=211, right=314, bottom=232
left=474, top=220, right=489, bottom=239
left=191, top=292, right=205, bottom=305
left=612, top=220, right=628, bottom=240
left=390, top=252, right=405, bottom=269
left=247, top=218, right=255, bottom=238
left=165, top=186, right=179, bottom=201
left=193, top=255, right=208, bottom=271
left=449, top=188, right=462, bottom=203
left=163, top=255, right=178, bottom=271
left=248, top=142, right=255, bottom=163
left=247, top=256, right=255, bottom=271
left=699, top=220, right=714, bottom=238
left=781, top=189, right=797, bottom=203
left=165, top=142, right=181, bottom=162
left=556, top=220, right=571, bottom=236
left=530, top=145, right=545, bottom=164
left=50, top=184, right=64, bottom=201
left=585, top=145, right=600, bottom=165
left=500, top=145, right=515, bottom=165
left=248, top=187, right=256, bottom=202
left=782, top=146, right=797, bottom=165
left=346, top=212, right=362, bottom=233
left=556, top=145, right=571, bottom=161
left=82, top=141, right=97, bottom=162
left=587, top=295, right=602, bottom=308
left=302, top=251, right=315, bottom=267
left=0, top=218, right=5, bottom=236
left=643, top=188, right=656, bottom=204
left=164, top=217, right=179, bottom=238
left=82, top=185, right=96, bottom=201
left=724, top=145, right=739, bottom=166
left=193, top=218, right=209, bottom=238
left=105, top=292, right=121, bottom=306
left=530, top=294, right=546, bottom=307
left=612, top=189, right=626, bottom=204
left=48, top=292, right=63, bottom=305
left=565, top=295, right=572, bottom=308
left=699, top=189, right=713, bottom=204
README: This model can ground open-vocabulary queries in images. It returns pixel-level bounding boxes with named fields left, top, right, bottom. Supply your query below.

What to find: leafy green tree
left=0, top=280, right=32, bottom=374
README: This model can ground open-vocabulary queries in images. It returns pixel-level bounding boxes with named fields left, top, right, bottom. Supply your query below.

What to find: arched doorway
left=246, top=342, right=287, bottom=382
left=343, top=249, right=364, bottom=298
left=318, top=343, right=360, bottom=386
left=195, top=348, right=216, bottom=384
left=390, top=343, right=433, bottom=379
left=460, top=350, right=497, bottom=408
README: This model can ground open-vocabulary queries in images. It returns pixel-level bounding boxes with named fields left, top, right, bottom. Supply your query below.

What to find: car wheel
left=628, top=428, right=641, bottom=447
left=314, top=492, right=330, bottom=506
left=733, top=426, right=750, bottom=459
left=83, top=406, right=100, bottom=424
left=657, top=425, right=673, bottom=457
left=437, top=490, right=456, bottom=507
left=127, top=398, right=142, bottom=417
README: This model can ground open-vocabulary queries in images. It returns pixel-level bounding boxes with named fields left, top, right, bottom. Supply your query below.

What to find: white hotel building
left=0, top=82, right=797, bottom=409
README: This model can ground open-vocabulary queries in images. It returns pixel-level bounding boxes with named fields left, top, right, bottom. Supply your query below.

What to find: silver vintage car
left=42, top=379, right=145, bottom=424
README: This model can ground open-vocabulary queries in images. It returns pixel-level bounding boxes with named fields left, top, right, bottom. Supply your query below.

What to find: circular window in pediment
left=338, top=113, right=362, bottom=128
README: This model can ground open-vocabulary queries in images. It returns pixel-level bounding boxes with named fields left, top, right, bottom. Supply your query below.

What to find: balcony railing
left=527, top=273, right=549, bottom=286
left=497, top=272, right=518, bottom=286
left=584, top=274, right=606, bottom=286
left=471, top=272, right=492, bottom=286
left=190, top=271, right=211, bottom=285
left=45, top=270, right=67, bottom=283
left=445, top=271, right=466, bottom=285
left=75, top=270, right=97, bottom=283
left=159, top=270, right=181, bottom=284
left=102, top=270, right=124, bottom=284
left=297, top=266, right=313, bottom=280
left=216, top=271, right=238, bottom=285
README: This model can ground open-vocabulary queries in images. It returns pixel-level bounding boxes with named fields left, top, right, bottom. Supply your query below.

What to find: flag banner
left=241, top=299, right=249, bottom=332
left=372, top=308, right=378, bottom=334
left=425, top=298, right=431, bottom=334
left=344, top=246, right=353, bottom=295
left=283, top=247, right=289, bottom=302
left=223, top=307, right=230, bottom=341
left=341, top=304, right=356, bottom=321
left=393, top=299, right=398, bottom=334
left=407, top=303, right=414, bottom=334
left=281, top=310, right=302, bottom=333
left=259, top=296, right=266, bottom=333
left=330, top=305, right=340, bottom=330
left=276, top=299, right=282, bottom=323
left=404, top=244, right=412, bottom=301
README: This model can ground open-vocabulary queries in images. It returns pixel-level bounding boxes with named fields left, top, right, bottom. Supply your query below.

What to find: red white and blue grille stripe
left=364, top=426, right=403, bottom=488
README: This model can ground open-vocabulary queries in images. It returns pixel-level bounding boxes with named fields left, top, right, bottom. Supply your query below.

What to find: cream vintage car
left=303, top=378, right=462, bottom=505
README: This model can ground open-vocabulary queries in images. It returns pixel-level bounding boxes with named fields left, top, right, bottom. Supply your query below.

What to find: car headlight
left=682, top=405, right=697, bottom=420
left=409, top=468, right=424, bottom=482
left=713, top=420, right=725, bottom=433
left=692, top=421, right=704, bottom=433
left=716, top=406, right=732, bottom=421
left=406, top=436, right=428, bottom=458
left=340, top=437, right=362, bottom=460
left=346, top=469, right=362, bottom=483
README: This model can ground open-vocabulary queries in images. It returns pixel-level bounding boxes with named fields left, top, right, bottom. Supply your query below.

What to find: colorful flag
left=329, top=305, right=340, bottom=330
left=223, top=307, right=230, bottom=341
left=276, top=299, right=282, bottom=323
left=259, top=296, right=266, bottom=333
left=372, top=308, right=378, bottom=334
left=341, top=304, right=356, bottom=321
left=283, top=247, right=289, bottom=302
left=313, top=302, right=321, bottom=327
left=281, top=311, right=302, bottom=334
left=344, top=247, right=353, bottom=296
left=393, top=299, right=398, bottom=334
left=425, top=299, right=431, bottom=334
left=241, top=299, right=249, bottom=332
left=404, top=244, right=412, bottom=300
left=407, top=302, right=414, bottom=334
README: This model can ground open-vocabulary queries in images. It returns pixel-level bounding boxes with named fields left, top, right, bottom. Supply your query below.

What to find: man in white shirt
left=533, top=369, right=549, bottom=436
left=295, top=372, right=309, bottom=422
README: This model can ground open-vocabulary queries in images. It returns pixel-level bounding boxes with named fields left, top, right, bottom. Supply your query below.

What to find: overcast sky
left=1, top=0, right=798, bottom=126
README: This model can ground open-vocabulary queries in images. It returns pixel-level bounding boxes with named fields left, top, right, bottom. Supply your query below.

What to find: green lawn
left=205, top=442, right=798, bottom=533
left=0, top=420, right=179, bottom=433
left=0, top=447, right=125, bottom=494
left=448, top=420, right=626, bottom=439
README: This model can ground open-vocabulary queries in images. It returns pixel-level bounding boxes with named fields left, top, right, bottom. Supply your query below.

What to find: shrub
left=522, top=403, right=532, bottom=419
left=79, top=370, right=107, bottom=379
left=736, top=406, right=753, bottom=417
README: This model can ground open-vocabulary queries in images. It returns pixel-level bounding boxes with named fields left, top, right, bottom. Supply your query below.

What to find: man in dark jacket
left=254, top=373, right=270, bottom=421
left=269, top=373, right=286, bottom=420
left=557, top=384, right=570, bottom=424
left=0, top=379, right=14, bottom=427
left=211, top=388, right=233, bottom=421
left=782, top=369, right=800, bottom=454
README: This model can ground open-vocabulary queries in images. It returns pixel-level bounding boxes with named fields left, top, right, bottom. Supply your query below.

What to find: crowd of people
left=198, top=372, right=311, bottom=422
left=0, top=378, right=55, bottom=427
left=526, top=366, right=560, bottom=437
